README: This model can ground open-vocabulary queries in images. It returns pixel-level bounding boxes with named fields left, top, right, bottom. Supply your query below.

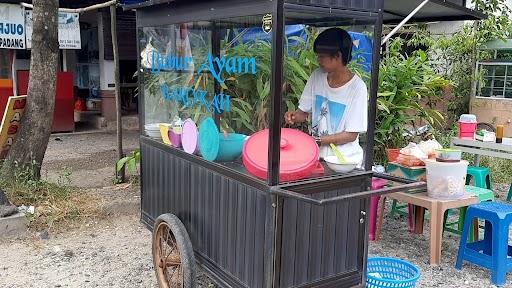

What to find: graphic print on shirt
left=312, top=95, right=346, bottom=137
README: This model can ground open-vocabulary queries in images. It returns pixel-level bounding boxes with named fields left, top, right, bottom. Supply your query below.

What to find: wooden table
left=376, top=192, right=478, bottom=265
left=451, top=137, right=512, bottom=166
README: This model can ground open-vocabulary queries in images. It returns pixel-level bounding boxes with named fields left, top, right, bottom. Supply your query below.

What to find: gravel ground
left=370, top=183, right=512, bottom=288
left=0, top=214, right=214, bottom=288
left=2, top=130, right=512, bottom=287
left=42, top=131, right=140, bottom=188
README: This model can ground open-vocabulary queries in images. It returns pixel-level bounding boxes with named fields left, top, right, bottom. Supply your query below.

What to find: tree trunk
left=0, top=0, right=59, bottom=180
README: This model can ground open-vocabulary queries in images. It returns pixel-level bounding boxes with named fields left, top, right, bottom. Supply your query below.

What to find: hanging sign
left=25, top=11, right=81, bottom=49
left=0, top=95, right=27, bottom=159
left=0, top=4, right=26, bottom=49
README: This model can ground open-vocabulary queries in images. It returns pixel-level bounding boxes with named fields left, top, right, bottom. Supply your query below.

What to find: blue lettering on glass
left=198, top=53, right=257, bottom=85
left=150, top=51, right=194, bottom=74
left=160, top=84, right=231, bottom=114
left=148, top=50, right=255, bottom=114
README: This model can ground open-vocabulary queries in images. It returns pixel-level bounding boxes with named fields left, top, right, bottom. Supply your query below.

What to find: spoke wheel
left=152, top=214, right=196, bottom=288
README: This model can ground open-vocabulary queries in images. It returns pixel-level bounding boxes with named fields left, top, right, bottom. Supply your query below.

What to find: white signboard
left=0, top=4, right=26, bottom=49
left=25, top=11, right=81, bottom=49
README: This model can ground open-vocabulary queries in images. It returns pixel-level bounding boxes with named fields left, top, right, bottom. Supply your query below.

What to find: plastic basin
left=217, top=133, right=247, bottom=162
left=168, top=128, right=182, bottom=148
left=324, top=155, right=357, bottom=173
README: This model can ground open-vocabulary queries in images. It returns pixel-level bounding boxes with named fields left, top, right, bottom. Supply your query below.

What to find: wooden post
left=110, top=4, right=125, bottom=182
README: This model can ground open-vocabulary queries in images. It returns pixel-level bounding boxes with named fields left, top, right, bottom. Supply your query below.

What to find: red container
left=458, top=121, right=477, bottom=139
left=386, top=148, right=400, bottom=162
left=243, top=128, right=320, bottom=181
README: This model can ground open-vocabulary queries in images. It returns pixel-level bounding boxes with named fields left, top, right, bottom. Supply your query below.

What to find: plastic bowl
left=436, top=148, right=462, bottom=162
left=217, top=133, right=247, bottom=162
left=168, top=129, right=182, bottom=148
left=324, top=155, right=358, bottom=173
left=159, top=124, right=172, bottom=145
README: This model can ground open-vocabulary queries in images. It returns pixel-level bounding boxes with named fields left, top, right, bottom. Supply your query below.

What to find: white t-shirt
left=298, top=69, right=368, bottom=165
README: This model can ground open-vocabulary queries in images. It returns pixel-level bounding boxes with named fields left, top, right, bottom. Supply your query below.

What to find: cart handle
left=270, top=180, right=426, bottom=206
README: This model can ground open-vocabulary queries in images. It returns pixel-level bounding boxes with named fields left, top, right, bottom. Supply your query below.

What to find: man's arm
left=319, top=131, right=359, bottom=146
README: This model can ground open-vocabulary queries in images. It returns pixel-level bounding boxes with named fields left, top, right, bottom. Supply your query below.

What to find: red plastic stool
left=369, top=178, right=388, bottom=241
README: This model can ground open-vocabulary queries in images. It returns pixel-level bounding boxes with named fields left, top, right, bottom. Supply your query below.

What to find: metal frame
left=127, top=0, right=491, bottom=287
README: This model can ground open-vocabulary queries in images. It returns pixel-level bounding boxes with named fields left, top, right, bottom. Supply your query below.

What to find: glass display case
left=139, top=8, right=380, bottom=184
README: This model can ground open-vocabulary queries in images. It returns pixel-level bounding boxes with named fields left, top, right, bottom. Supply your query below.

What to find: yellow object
left=330, top=143, right=348, bottom=164
left=496, top=125, right=504, bottom=143
left=0, top=79, right=13, bottom=88
left=0, top=95, right=27, bottom=159
left=160, top=124, right=171, bottom=145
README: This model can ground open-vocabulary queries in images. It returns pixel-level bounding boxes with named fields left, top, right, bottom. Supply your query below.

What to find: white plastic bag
left=400, top=143, right=427, bottom=159
left=418, top=139, right=442, bottom=157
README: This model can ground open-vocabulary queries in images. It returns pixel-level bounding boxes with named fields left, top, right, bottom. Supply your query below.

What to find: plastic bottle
left=496, top=124, right=504, bottom=143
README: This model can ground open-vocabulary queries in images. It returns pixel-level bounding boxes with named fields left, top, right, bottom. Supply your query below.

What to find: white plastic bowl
left=324, top=155, right=358, bottom=173
left=144, top=123, right=161, bottom=131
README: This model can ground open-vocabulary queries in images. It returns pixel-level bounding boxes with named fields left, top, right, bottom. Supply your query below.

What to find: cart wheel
left=152, top=213, right=196, bottom=288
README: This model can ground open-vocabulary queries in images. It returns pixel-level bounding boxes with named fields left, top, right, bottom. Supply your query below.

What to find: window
left=477, top=62, right=512, bottom=99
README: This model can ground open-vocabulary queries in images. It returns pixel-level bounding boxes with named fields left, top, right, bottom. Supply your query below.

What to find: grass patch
left=1, top=168, right=104, bottom=231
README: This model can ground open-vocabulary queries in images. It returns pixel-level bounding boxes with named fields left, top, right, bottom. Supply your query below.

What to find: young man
left=284, top=28, right=368, bottom=166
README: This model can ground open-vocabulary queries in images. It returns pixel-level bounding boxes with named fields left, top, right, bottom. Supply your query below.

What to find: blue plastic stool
left=466, top=166, right=492, bottom=189
left=455, top=202, right=512, bottom=286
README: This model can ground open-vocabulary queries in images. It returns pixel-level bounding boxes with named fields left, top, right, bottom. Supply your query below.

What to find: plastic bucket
left=458, top=121, right=476, bottom=139
left=425, top=160, right=468, bottom=199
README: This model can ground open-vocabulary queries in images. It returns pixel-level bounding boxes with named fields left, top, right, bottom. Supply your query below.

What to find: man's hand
left=284, top=110, right=308, bottom=125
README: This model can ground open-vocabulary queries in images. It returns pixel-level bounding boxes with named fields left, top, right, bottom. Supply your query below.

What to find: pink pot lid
left=182, top=118, right=198, bottom=154
left=243, top=128, right=319, bottom=181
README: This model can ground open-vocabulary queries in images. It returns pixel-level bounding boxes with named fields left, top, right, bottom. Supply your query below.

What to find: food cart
left=124, top=0, right=483, bottom=287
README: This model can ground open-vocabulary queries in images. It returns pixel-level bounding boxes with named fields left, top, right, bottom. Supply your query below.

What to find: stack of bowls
left=145, top=123, right=162, bottom=139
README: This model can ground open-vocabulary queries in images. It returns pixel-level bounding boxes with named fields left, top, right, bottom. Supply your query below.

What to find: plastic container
left=396, top=153, right=425, bottom=167
left=243, top=128, right=320, bottom=181
left=496, top=124, right=504, bottom=143
left=366, top=257, right=421, bottom=288
left=159, top=124, right=172, bottom=145
left=168, top=128, right=182, bottom=148
left=145, top=123, right=162, bottom=139
left=199, top=118, right=220, bottom=161
left=217, top=133, right=247, bottom=162
left=425, top=159, right=468, bottom=199
left=182, top=118, right=199, bottom=154
left=458, top=114, right=477, bottom=139
left=436, top=148, right=462, bottom=162
left=324, top=155, right=357, bottom=173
